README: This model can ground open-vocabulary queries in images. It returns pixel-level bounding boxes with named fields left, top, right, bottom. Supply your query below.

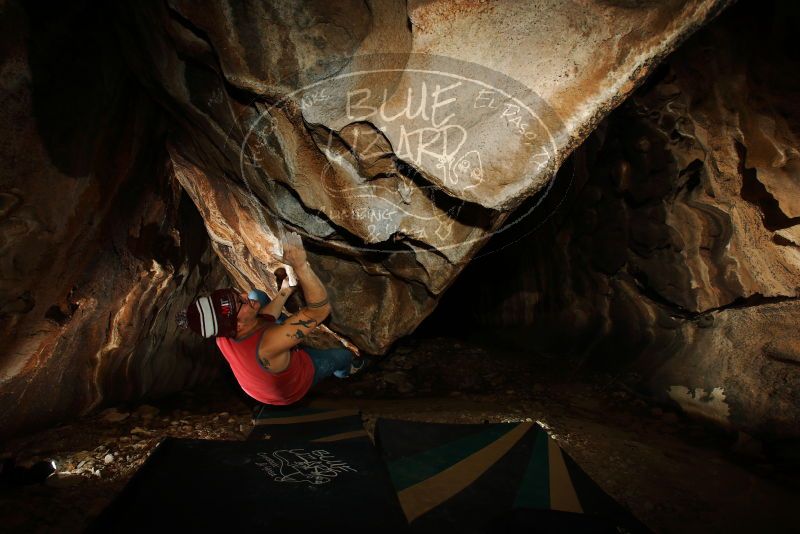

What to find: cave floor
left=1, top=336, right=797, bottom=533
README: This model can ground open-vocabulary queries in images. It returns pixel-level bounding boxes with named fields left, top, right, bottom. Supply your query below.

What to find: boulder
left=113, top=0, right=728, bottom=353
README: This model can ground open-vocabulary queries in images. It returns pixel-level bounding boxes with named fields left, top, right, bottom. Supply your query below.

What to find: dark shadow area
left=21, top=0, right=130, bottom=180
left=415, top=148, right=588, bottom=352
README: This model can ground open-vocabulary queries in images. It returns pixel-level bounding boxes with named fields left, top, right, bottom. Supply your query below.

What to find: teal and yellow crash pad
left=249, top=403, right=367, bottom=443
left=376, top=419, right=648, bottom=533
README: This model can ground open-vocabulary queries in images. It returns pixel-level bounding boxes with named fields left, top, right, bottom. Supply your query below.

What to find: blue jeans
left=304, top=347, right=354, bottom=386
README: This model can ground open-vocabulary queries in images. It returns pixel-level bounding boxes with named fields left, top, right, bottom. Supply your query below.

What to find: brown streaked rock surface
left=114, top=0, right=728, bottom=354
left=0, top=2, right=226, bottom=440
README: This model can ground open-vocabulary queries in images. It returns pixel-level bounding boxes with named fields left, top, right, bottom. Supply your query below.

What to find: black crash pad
left=89, top=437, right=407, bottom=532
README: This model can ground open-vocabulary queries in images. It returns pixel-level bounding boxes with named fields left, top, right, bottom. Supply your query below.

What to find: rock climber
left=176, top=231, right=364, bottom=405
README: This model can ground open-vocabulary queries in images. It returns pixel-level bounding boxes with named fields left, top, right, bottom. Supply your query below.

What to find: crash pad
left=375, top=419, right=648, bottom=533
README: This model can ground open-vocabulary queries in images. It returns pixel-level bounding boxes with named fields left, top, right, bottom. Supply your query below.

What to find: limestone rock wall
left=633, top=2, right=800, bottom=438
left=8, top=0, right=785, bottom=441
left=434, top=1, right=800, bottom=438
left=0, top=1, right=226, bottom=439
left=113, top=0, right=727, bottom=354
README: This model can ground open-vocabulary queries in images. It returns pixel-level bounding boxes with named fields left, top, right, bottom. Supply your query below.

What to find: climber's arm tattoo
left=290, top=317, right=317, bottom=328
left=260, top=312, right=323, bottom=357
left=284, top=315, right=318, bottom=340
left=287, top=329, right=306, bottom=340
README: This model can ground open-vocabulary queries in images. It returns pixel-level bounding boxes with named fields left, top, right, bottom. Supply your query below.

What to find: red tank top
left=216, top=327, right=314, bottom=405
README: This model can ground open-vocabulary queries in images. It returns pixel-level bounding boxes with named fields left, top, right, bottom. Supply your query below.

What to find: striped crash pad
left=249, top=403, right=367, bottom=443
left=376, top=419, right=649, bottom=533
